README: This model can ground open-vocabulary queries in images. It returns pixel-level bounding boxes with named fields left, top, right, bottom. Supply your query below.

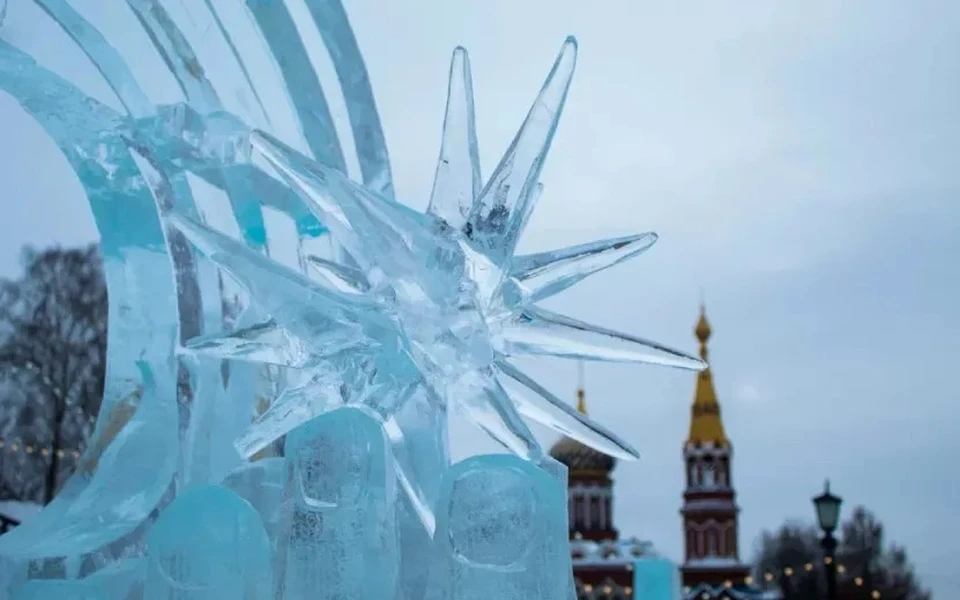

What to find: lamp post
left=813, top=480, right=843, bottom=600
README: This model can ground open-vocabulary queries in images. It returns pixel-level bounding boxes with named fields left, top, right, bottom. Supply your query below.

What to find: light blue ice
left=0, top=1, right=704, bottom=598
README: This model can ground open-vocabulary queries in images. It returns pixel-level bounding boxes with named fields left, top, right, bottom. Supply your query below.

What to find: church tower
left=551, top=365, right=642, bottom=598
left=680, top=304, right=750, bottom=590
left=550, top=366, right=618, bottom=542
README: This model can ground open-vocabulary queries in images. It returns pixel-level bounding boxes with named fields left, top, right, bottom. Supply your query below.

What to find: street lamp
left=813, top=480, right=843, bottom=600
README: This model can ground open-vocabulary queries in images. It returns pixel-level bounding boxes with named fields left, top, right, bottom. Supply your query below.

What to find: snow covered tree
left=0, top=244, right=107, bottom=503
left=753, top=507, right=931, bottom=600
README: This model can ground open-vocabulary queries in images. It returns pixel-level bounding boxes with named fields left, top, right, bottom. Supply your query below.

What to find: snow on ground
left=0, top=499, right=41, bottom=523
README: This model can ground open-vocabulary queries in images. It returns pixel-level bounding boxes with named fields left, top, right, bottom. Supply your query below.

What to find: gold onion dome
left=549, top=387, right=617, bottom=474
left=695, top=309, right=711, bottom=343
left=687, top=302, right=729, bottom=446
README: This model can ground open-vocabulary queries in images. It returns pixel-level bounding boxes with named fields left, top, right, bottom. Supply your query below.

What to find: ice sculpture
left=276, top=406, right=397, bottom=598
left=0, top=1, right=704, bottom=599
left=144, top=485, right=273, bottom=599
left=425, top=455, right=571, bottom=600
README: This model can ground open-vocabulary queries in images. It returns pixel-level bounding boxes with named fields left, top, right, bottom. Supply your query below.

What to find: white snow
left=0, top=499, right=41, bottom=523
left=684, top=556, right=743, bottom=568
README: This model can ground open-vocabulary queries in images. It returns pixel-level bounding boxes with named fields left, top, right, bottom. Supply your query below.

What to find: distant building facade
left=552, top=382, right=677, bottom=599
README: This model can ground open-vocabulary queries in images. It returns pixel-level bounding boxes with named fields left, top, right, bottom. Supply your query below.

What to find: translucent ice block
left=144, top=486, right=272, bottom=599
left=426, top=455, right=572, bottom=600
left=274, top=406, right=398, bottom=599
left=11, top=558, right=145, bottom=600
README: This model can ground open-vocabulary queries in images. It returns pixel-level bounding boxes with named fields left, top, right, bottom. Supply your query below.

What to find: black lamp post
left=813, top=480, right=843, bottom=600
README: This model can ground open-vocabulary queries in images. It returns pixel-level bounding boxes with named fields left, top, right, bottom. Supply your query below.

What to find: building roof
left=549, top=385, right=617, bottom=474
left=575, top=577, right=634, bottom=599
left=0, top=500, right=40, bottom=524
left=684, top=583, right=782, bottom=600
left=571, top=537, right=654, bottom=566
left=687, top=304, right=729, bottom=446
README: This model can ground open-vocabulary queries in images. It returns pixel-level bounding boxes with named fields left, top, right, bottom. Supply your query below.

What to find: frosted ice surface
left=275, top=406, right=398, bottom=599
left=144, top=485, right=272, bottom=599
left=425, top=455, right=571, bottom=600
left=11, top=559, right=145, bottom=600
left=220, top=458, right=285, bottom=552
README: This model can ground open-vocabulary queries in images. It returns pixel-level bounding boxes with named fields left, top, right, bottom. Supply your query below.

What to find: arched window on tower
left=688, top=462, right=698, bottom=487
left=703, top=459, right=716, bottom=488
left=706, top=528, right=718, bottom=557
left=724, top=524, right=737, bottom=558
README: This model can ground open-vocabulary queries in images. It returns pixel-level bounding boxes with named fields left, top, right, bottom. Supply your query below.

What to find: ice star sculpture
left=169, top=37, right=704, bottom=528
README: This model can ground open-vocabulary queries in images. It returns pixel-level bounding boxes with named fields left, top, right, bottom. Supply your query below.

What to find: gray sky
left=1, top=0, right=958, bottom=595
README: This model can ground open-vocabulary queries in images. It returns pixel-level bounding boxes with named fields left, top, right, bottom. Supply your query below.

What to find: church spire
left=687, top=303, right=728, bottom=446
left=576, top=361, right=587, bottom=414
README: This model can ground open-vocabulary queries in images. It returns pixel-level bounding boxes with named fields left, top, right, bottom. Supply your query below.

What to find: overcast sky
left=0, top=0, right=957, bottom=595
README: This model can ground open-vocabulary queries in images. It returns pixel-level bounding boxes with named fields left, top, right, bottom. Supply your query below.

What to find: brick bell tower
left=680, top=304, right=750, bottom=589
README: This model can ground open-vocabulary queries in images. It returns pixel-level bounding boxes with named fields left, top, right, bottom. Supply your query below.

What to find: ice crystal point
left=251, top=129, right=400, bottom=267
left=168, top=210, right=367, bottom=328
left=467, top=37, right=577, bottom=263
left=454, top=370, right=542, bottom=461
left=426, top=455, right=571, bottom=600
left=513, top=232, right=659, bottom=302
left=181, top=318, right=308, bottom=366
left=497, top=361, right=640, bottom=460
left=428, top=45, right=481, bottom=229
left=256, top=128, right=428, bottom=247
left=277, top=406, right=398, bottom=598
left=503, top=305, right=706, bottom=369
left=234, top=367, right=344, bottom=459
left=306, top=254, right=371, bottom=294
left=144, top=485, right=273, bottom=599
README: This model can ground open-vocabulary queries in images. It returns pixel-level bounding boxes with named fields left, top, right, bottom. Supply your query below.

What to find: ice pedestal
left=426, top=455, right=572, bottom=600
left=144, top=486, right=272, bottom=599
left=275, top=406, right=399, bottom=599
left=220, top=458, right=286, bottom=552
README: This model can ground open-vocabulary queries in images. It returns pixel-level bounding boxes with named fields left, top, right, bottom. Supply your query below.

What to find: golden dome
left=695, top=309, right=711, bottom=343
left=687, top=303, right=728, bottom=446
left=548, top=383, right=616, bottom=474
left=549, top=436, right=616, bottom=474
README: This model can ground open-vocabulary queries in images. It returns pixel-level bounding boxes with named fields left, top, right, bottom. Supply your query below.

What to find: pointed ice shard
left=466, top=38, right=577, bottom=263
left=512, top=232, right=658, bottom=302
left=500, top=306, right=706, bottom=370
left=306, top=254, right=371, bottom=294
left=427, top=47, right=481, bottom=230
left=183, top=318, right=367, bottom=369
left=181, top=318, right=308, bottom=366
left=252, top=130, right=425, bottom=269
left=496, top=361, right=639, bottom=460
left=234, top=365, right=346, bottom=459
left=167, top=212, right=370, bottom=324
left=451, top=369, right=542, bottom=460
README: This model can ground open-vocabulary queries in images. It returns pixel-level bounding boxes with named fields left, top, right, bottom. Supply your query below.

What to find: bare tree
left=0, top=244, right=107, bottom=503
left=753, top=507, right=931, bottom=600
